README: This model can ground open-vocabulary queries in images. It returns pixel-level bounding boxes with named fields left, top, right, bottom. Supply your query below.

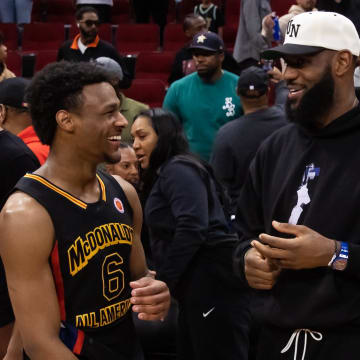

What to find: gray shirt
left=233, top=0, right=272, bottom=63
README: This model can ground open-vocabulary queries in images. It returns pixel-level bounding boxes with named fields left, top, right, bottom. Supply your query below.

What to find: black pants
left=176, top=253, right=251, bottom=360
left=257, top=324, right=360, bottom=360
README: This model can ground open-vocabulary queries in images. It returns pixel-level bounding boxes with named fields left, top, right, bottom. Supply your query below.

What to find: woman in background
left=131, top=108, right=250, bottom=360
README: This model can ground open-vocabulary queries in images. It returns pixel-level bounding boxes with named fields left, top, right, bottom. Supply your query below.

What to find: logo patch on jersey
left=114, top=198, right=124, bottom=213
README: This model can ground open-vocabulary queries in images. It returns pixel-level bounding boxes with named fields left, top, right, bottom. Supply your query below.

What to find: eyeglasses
left=79, top=20, right=100, bottom=27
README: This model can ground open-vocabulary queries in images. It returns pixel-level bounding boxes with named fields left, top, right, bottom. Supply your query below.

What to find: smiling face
left=131, top=115, right=158, bottom=169
left=283, top=50, right=335, bottom=129
left=106, top=146, right=140, bottom=186
left=70, top=82, right=128, bottom=164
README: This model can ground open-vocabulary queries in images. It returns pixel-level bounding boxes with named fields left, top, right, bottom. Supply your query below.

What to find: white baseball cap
left=262, top=11, right=360, bottom=59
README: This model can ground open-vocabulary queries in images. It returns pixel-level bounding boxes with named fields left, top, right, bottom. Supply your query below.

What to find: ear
left=333, top=50, right=353, bottom=77
left=56, top=110, right=75, bottom=134
left=219, top=52, right=225, bottom=63
left=0, top=104, right=7, bottom=126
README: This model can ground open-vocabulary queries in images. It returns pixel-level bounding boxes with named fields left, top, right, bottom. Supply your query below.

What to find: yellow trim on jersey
left=24, top=174, right=87, bottom=209
left=96, top=174, right=106, bottom=202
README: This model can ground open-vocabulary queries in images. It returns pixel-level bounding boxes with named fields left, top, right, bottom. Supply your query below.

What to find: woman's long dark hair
left=134, top=108, right=193, bottom=197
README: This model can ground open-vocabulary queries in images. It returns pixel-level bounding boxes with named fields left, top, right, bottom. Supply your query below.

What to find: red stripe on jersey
left=73, top=329, right=85, bottom=355
left=50, top=241, right=66, bottom=320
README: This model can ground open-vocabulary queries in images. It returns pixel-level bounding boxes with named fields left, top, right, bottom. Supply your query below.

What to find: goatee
left=286, top=66, right=335, bottom=131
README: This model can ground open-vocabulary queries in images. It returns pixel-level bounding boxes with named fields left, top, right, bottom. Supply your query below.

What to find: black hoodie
left=235, top=104, right=360, bottom=329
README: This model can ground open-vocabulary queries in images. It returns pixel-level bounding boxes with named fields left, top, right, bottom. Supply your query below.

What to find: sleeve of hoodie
left=243, top=0, right=272, bottom=52
left=157, top=161, right=209, bottom=293
left=234, top=152, right=266, bottom=284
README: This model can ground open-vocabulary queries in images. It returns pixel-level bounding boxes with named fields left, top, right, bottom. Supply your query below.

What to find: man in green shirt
left=163, top=31, right=243, bottom=161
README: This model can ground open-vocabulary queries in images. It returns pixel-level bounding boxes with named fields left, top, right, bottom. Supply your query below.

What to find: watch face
left=333, top=259, right=347, bottom=271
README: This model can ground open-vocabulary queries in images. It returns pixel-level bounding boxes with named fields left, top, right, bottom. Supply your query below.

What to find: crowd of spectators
left=1, top=0, right=360, bottom=360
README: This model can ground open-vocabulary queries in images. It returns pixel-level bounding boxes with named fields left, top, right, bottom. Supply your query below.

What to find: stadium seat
left=34, top=50, right=58, bottom=72
left=135, top=51, right=174, bottom=84
left=22, top=23, right=66, bottom=51
left=122, top=79, right=166, bottom=108
left=112, top=0, right=131, bottom=24
left=225, top=0, right=240, bottom=27
left=163, top=24, right=187, bottom=51
left=46, top=0, right=74, bottom=23
left=223, top=25, right=237, bottom=52
left=272, top=0, right=295, bottom=16
left=0, top=23, right=19, bottom=51
left=116, top=24, right=160, bottom=53
left=6, top=51, right=22, bottom=76
left=69, top=23, right=113, bottom=44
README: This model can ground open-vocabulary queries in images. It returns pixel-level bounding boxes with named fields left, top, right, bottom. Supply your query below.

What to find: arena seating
left=116, top=24, right=160, bottom=53
left=34, top=50, right=58, bottom=72
left=135, top=51, right=175, bottom=84
left=122, top=79, right=166, bottom=108
left=22, top=23, right=66, bottom=51
left=0, top=23, right=18, bottom=50
left=6, top=50, right=22, bottom=76
left=163, top=24, right=187, bottom=51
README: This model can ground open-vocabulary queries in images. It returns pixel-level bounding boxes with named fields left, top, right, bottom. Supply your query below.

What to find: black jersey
left=15, top=171, right=140, bottom=359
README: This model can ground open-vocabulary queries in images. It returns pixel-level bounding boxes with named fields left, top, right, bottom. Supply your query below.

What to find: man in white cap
left=234, top=11, right=360, bottom=360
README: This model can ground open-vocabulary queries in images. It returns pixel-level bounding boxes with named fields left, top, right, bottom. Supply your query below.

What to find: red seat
left=272, top=0, right=295, bottom=16
left=135, top=51, right=174, bottom=84
left=22, top=23, right=66, bottom=51
left=122, top=79, right=166, bottom=108
left=223, top=25, right=237, bottom=52
left=225, top=0, right=240, bottom=27
left=116, top=24, right=160, bottom=53
left=46, top=0, right=75, bottom=23
left=0, top=24, right=18, bottom=51
left=6, top=51, right=22, bottom=76
left=112, top=0, right=131, bottom=24
left=163, top=24, right=187, bottom=51
left=34, top=50, right=58, bottom=72
left=69, top=23, right=113, bottom=43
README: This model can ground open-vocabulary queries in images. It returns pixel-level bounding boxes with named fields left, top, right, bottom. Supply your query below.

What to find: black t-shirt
left=194, top=4, right=225, bottom=33
left=0, top=130, right=40, bottom=207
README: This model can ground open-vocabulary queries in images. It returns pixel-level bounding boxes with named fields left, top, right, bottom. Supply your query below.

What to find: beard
left=286, top=66, right=335, bottom=131
left=197, top=65, right=219, bottom=81
left=79, top=27, right=97, bottom=43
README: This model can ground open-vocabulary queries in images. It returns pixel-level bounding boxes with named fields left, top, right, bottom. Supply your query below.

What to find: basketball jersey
left=15, top=171, right=138, bottom=358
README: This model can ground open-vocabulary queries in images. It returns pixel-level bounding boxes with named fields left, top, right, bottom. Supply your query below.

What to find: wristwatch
left=328, top=241, right=348, bottom=271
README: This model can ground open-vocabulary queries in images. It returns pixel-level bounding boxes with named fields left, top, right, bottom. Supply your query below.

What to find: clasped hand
left=245, top=221, right=334, bottom=290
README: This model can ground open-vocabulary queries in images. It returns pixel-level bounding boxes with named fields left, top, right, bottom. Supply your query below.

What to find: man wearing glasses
left=57, top=6, right=131, bottom=87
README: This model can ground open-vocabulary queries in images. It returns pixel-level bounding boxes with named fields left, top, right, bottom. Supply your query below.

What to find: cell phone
left=262, top=60, right=273, bottom=71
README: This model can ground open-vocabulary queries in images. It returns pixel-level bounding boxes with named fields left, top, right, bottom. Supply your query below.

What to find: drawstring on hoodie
left=281, top=329, right=323, bottom=360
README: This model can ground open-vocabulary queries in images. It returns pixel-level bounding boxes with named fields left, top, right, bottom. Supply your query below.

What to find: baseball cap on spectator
left=95, top=57, right=124, bottom=81
left=237, top=66, right=269, bottom=97
left=262, top=11, right=360, bottom=59
left=189, top=31, right=225, bottom=52
left=0, top=77, right=30, bottom=109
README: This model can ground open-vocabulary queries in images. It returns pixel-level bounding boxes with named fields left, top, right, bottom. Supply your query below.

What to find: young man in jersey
left=0, top=61, right=170, bottom=360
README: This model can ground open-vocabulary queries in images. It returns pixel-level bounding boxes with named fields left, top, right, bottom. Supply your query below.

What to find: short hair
left=75, top=6, right=99, bottom=21
left=26, top=61, right=113, bottom=146
left=119, top=141, right=132, bottom=150
left=183, top=13, right=204, bottom=32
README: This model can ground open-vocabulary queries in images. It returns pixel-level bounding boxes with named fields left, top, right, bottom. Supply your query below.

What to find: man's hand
left=252, top=221, right=334, bottom=270
left=130, top=277, right=170, bottom=321
left=268, top=66, right=283, bottom=84
left=244, top=247, right=281, bottom=290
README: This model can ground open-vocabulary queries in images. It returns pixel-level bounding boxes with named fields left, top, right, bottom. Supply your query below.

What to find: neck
left=80, top=35, right=94, bottom=46
left=243, top=103, right=268, bottom=115
left=200, top=67, right=223, bottom=84
left=37, top=142, right=100, bottom=202
left=201, top=2, right=211, bottom=8
left=320, top=86, right=358, bottom=127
